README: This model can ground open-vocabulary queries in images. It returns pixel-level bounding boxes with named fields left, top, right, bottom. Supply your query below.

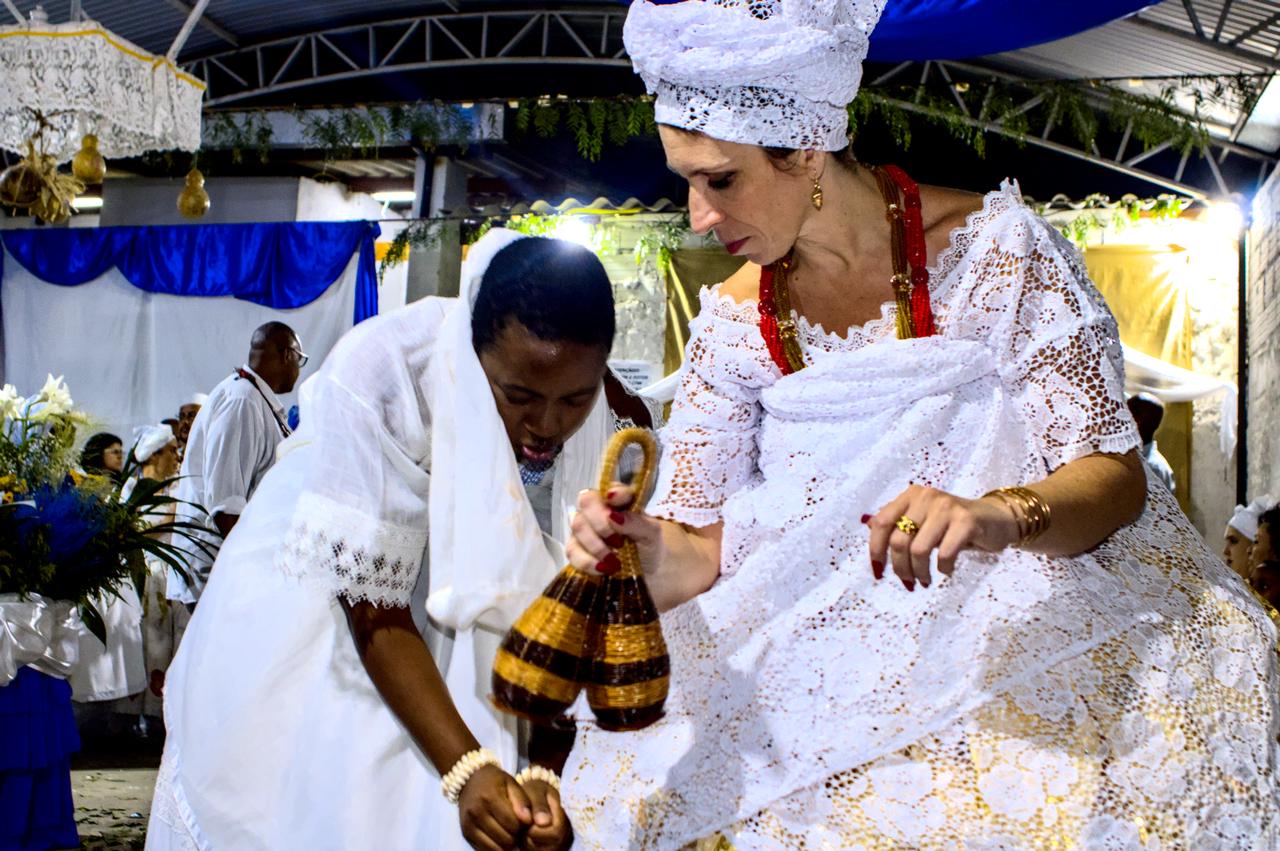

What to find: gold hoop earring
left=811, top=178, right=824, bottom=211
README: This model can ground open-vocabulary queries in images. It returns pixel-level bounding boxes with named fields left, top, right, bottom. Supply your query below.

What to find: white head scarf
left=1229, top=494, right=1275, bottom=540
left=425, top=229, right=612, bottom=633
left=132, top=424, right=175, bottom=463
left=624, top=0, right=887, bottom=150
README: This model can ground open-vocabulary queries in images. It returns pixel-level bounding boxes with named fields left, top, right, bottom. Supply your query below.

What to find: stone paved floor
left=68, top=725, right=163, bottom=851
left=72, top=767, right=155, bottom=850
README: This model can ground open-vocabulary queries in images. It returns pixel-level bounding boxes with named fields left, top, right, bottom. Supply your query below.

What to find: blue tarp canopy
left=646, top=0, right=1160, bottom=61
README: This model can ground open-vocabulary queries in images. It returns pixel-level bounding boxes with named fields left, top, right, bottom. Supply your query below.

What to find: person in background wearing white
left=1224, top=494, right=1273, bottom=580
left=168, top=323, right=304, bottom=605
left=69, top=427, right=178, bottom=736
left=117, top=424, right=190, bottom=730
left=1126, top=392, right=1175, bottom=493
left=175, top=393, right=207, bottom=458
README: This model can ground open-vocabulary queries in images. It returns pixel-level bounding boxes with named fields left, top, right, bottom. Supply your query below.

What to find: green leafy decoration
left=379, top=219, right=446, bottom=280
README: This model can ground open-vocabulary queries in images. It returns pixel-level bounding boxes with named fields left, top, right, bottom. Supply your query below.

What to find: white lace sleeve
left=946, top=206, right=1140, bottom=469
left=648, top=288, right=772, bottom=526
left=276, top=309, right=439, bottom=607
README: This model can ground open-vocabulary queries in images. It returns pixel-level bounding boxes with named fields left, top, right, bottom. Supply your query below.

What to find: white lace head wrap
left=426, top=229, right=612, bottom=632
left=1229, top=494, right=1276, bottom=540
left=624, top=0, right=887, bottom=150
left=132, top=424, right=175, bottom=463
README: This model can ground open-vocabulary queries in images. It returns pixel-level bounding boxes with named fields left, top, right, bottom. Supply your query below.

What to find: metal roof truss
left=190, top=8, right=630, bottom=107
left=871, top=59, right=1277, bottom=200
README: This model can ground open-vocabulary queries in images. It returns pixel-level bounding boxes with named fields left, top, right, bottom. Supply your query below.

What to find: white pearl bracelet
left=515, top=765, right=561, bottom=791
left=441, top=747, right=500, bottom=804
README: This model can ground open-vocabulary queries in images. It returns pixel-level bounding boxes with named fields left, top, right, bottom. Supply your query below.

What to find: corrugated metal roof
left=4, top=0, right=1275, bottom=154
left=471, top=196, right=682, bottom=216
left=997, top=18, right=1268, bottom=78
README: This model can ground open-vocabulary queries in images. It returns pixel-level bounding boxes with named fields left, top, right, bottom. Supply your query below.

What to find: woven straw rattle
left=492, top=428, right=669, bottom=731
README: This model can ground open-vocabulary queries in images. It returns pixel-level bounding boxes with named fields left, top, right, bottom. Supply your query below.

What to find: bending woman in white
left=561, top=1, right=1280, bottom=848
left=147, top=231, right=625, bottom=851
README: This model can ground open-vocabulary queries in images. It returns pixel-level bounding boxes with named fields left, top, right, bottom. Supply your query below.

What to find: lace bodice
left=649, top=181, right=1138, bottom=526
left=565, top=184, right=1280, bottom=848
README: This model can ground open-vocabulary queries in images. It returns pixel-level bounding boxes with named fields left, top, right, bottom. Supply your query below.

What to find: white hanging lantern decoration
left=0, top=5, right=204, bottom=163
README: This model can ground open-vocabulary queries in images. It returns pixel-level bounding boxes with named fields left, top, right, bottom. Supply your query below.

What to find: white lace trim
left=150, top=746, right=210, bottom=851
left=275, top=491, right=426, bottom=608
left=624, top=0, right=887, bottom=151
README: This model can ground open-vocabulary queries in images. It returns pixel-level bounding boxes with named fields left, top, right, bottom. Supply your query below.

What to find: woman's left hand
left=866, top=485, right=1020, bottom=590
left=518, top=779, right=572, bottom=851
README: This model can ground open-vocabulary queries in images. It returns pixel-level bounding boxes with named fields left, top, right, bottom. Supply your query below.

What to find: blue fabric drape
left=641, top=0, right=1161, bottom=61
left=0, top=220, right=381, bottom=324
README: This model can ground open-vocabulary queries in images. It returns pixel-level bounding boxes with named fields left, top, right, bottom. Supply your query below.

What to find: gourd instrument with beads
left=491, top=427, right=669, bottom=731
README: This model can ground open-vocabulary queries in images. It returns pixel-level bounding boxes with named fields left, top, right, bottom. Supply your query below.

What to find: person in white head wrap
left=69, top=427, right=183, bottom=710
left=147, top=230, right=627, bottom=851
left=1224, top=494, right=1275, bottom=579
left=558, top=1, right=1280, bottom=847
left=175, top=393, right=208, bottom=450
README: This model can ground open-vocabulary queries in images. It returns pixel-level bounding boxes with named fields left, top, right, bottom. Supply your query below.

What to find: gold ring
left=895, top=515, right=920, bottom=536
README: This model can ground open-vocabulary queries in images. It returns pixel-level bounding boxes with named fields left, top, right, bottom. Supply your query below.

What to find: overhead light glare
left=71, top=196, right=103, bottom=210
left=371, top=190, right=416, bottom=204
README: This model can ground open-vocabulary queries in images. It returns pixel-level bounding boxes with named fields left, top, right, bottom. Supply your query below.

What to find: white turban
left=132, top=424, right=176, bottom=463
left=624, top=0, right=887, bottom=150
left=186, top=393, right=208, bottom=407
left=1229, top=494, right=1275, bottom=540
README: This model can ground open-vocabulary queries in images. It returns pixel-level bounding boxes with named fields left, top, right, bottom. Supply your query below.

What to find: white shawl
left=425, top=229, right=610, bottom=633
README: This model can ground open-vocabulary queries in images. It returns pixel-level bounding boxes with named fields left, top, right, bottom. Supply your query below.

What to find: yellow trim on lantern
left=0, top=28, right=207, bottom=91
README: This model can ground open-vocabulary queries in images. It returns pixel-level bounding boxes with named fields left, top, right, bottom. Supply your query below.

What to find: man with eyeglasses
left=168, top=321, right=306, bottom=607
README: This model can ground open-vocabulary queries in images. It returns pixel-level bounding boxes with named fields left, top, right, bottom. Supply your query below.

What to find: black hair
left=1259, top=506, right=1280, bottom=536
left=471, top=236, right=615, bottom=354
left=763, top=144, right=859, bottom=172
left=80, top=432, right=122, bottom=474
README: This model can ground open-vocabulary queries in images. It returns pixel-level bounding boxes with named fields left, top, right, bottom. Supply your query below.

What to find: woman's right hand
left=566, top=484, right=663, bottom=577
left=458, top=765, right=534, bottom=851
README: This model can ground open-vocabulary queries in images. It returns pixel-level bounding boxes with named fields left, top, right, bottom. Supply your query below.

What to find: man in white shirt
left=1127, top=393, right=1175, bottom=494
left=168, top=322, right=306, bottom=604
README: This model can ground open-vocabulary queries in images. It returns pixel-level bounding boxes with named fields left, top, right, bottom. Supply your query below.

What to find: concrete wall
left=1249, top=168, right=1280, bottom=500
left=100, top=176, right=302, bottom=226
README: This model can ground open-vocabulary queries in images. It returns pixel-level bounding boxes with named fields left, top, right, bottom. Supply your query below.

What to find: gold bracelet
left=441, top=747, right=500, bottom=804
left=983, top=485, right=1051, bottom=546
left=515, top=764, right=561, bottom=792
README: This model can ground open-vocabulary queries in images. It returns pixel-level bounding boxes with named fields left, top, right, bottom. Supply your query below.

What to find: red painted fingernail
left=901, top=576, right=915, bottom=592
left=597, top=553, right=621, bottom=575
left=609, top=510, right=627, bottom=525
left=605, top=534, right=625, bottom=548
left=860, top=514, right=872, bottom=524
left=872, top=560, right=885, bottom=580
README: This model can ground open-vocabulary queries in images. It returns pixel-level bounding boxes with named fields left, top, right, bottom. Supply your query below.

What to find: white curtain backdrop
left=1123, top=344, right=1238, bottom=456
left=2, top=248, right=361, bottom=441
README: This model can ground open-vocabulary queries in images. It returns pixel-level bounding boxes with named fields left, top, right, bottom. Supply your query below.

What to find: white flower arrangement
left=31, top=374, right=74, bottom=420
left=0, top=384, right=22, bottom=421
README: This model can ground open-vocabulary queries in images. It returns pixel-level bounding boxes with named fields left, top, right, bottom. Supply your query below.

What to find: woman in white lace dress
left=560, top=2, right=1280, bottom=848
left=146, top=231, right=631, bottom=851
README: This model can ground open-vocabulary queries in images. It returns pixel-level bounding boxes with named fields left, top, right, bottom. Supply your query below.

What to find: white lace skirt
left=563, top=338, right=1280, bottom=849
left=146, top=445, right=514, bottom=851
